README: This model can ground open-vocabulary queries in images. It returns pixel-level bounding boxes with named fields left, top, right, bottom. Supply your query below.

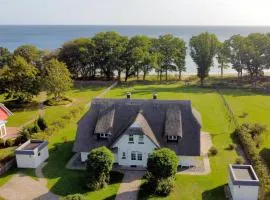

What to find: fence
left=215, top=86, right=239, bottom=129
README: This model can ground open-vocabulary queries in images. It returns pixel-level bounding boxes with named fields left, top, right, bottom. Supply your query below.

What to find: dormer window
left=168, top=135, right=178, bottom=141
left=99, top=133, right=109, bottom=138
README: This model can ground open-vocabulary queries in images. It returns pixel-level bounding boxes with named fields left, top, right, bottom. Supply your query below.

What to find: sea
left=1, top=25, right=270, bottom=74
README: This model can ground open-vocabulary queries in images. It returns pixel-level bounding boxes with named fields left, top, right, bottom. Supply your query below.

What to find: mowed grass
left=105, top=82, right=238, bottom=200
left=222, top=89, right=270, bottom=167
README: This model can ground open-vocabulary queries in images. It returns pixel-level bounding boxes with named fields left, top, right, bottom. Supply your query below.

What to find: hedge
left=235, top=126, right=270, bottom=199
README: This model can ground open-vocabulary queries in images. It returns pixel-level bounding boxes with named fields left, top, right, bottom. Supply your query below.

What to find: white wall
left=112, top=134, right=157, bottom=167
left=229, top=180, right=259, bottom=200
left=16, top=146, right=49, bottom=168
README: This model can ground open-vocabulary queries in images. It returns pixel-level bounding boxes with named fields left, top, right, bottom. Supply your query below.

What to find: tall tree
left=1, top=56, right=40, bottom=102
left=156, top=34, right=186, bottom=81
left=92, top=32, right=128, bottom=81
left=58, top=38, right=95, bottom=79
left=189, top=32, right=219, bottom=86
left=0, top=47, right=12, bottom=68
left=13, top=45, right=42, bottom=68
left=44, top=59, right=73, bottom=100
left=216, top=41, right=230, bottom=78
left=226, top=35, right=246, bottom=79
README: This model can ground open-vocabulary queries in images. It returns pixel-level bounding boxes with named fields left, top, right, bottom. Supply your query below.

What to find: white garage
left=15, top=140, right=49, bottom=168
left=228, top=164, right=260, bottom=200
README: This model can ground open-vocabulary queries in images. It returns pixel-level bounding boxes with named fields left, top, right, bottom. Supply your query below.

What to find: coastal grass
left=105, top=82, right=238, bottom=200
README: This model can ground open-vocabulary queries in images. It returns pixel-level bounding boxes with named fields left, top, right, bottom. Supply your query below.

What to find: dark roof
left=165, top=107, right=182, bottom=137
left=73, top=98, right=201, bottom=156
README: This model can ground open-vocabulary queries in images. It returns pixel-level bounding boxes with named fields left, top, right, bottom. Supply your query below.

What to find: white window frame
left=128, top=134, right=134, bottom=143
left=122, top=152, right=126, bottom=159
left=138, top=135, right=144, bottom=144
left=131, top=151, right=143, bottom=161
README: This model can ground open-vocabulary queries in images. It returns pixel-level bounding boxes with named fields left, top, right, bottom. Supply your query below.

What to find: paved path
left=115, top=171, right=145, bottom=200
left=0, top=173, right=58, bottom=200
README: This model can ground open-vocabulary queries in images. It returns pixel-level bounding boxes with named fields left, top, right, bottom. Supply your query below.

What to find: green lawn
left=105, top=82, right=238, bottom=200
left=222, top=89, right=270, bottom=168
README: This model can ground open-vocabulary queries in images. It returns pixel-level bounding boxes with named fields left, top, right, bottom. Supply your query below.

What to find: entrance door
left=130, top=151, right=143, bottom=166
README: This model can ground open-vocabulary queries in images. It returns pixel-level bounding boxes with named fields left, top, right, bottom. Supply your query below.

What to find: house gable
left=0, top=104, right=13, bottom=121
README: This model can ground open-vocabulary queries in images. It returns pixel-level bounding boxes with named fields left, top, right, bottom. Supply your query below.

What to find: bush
left=228, top=143, right=236, bottom=150
left=86, top=146, right=114, bottom=191
left=208, top=147, right=218, bottom=156
left=37, top=116, right=48, bottom=131
left=5, top=139, right=15, bottom=147
left=155, top=177, right=174, bottom=196
left=44, top=96, right=72, bottom=106
left=62, top=194, right=85, bottom=200
left=0, top=138, right=5, bottom=148
left=147, top=148, right=178, bottom=179
left=235, top=157, right=245, bottom=164
left=28, top=123, right=40, bottom=134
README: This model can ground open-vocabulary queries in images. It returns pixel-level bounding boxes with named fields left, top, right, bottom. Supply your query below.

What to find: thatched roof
left=73, top=98, right=201, bottom=156
left=94, top=108, right=115, bottom=134
left=165, top=107, right=182, bottom=137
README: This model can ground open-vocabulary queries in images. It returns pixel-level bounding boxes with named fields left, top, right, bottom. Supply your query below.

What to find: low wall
left=0, top=158, right=16, bottom=176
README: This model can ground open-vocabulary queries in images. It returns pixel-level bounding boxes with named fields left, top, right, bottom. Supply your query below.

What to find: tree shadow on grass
left=260, top=148, right=270, bottom=169
left=42, top=141, right=123, bottom=198
left=202, top=184, right=227, bottom=200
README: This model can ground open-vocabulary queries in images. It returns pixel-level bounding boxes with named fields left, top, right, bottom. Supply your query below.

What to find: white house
left=0, top=103, right=13, bottom=138
left=228, top=164, right=260, bottom=200
left=15, top=140, right=49, bottom=168
left=73, top=94, right=201, bottom=167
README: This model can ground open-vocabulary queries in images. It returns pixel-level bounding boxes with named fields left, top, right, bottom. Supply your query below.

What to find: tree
left=13, top=45, right=42, bottom=68
left=0, top=47, right=12, bottom=68
left=156, top=34, right=186, bottom=81
left=226, top=35, right=246, bottom=79
left=216, top=41, right=230, bottom=78
left=146, top=148, right=178, bottom=196
left=1, top=56, right=40, bottom=102
left=92, top=32, right=128, bottom=81
left=86, top=146, right=114, bottom=190
left=189, top=32, right=219, bottom=86
left=44, top=59, right=73, bottom=100
left=58, top=38, right=95, bottom=79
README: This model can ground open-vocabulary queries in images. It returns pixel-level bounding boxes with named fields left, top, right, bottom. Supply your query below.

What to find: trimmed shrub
left=227, top=143, right=236, bottom=150
left=155, top=177, right=174, bottom=196
left=235, top=157, right=245, bottom=164
left=28, top=123, right=40, bottom=134
left=147, top=148, right=178, bottom=179
left=208, top=147, right=218, bottom=156
left=5, top=139, right=15, bottom=147
left=86, top=146, right=114, bottom=191
left=37, top=116, right=48, bottom=131
left=62, top=194, right=85, bottom=200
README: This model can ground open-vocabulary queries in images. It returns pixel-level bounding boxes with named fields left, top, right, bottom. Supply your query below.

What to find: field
left=105, top=81, right=239, bottom=200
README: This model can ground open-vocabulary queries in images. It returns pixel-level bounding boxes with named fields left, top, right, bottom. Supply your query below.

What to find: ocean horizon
left=1, top=25, right=270, bottom=74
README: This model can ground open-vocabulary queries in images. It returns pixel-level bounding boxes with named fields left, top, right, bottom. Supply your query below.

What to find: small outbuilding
left=15, top=140, right=49, bottom=168
left=228, top=164, right=260, bottom=200
left=0, top=103, right=13, bottom=138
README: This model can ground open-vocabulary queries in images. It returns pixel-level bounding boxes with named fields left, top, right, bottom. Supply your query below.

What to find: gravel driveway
left=0, top=173, right=58, bottom=200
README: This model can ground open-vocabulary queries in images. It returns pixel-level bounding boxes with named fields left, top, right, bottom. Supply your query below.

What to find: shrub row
left=0, top=138, right=16, bottom=148
left=235, top=125, right=270, bottom=199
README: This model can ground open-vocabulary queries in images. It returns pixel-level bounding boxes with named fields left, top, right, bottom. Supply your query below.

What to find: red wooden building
left=0, top=103, right=13, bottom=138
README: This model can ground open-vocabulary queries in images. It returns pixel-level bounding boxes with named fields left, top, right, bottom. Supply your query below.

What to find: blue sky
left=0, top=0, right=270, bottom=25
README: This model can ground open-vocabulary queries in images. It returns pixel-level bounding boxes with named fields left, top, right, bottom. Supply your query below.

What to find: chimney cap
left=126, top=92, right=131, bottom=99
left=153, top=92, right=158, bottom=99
